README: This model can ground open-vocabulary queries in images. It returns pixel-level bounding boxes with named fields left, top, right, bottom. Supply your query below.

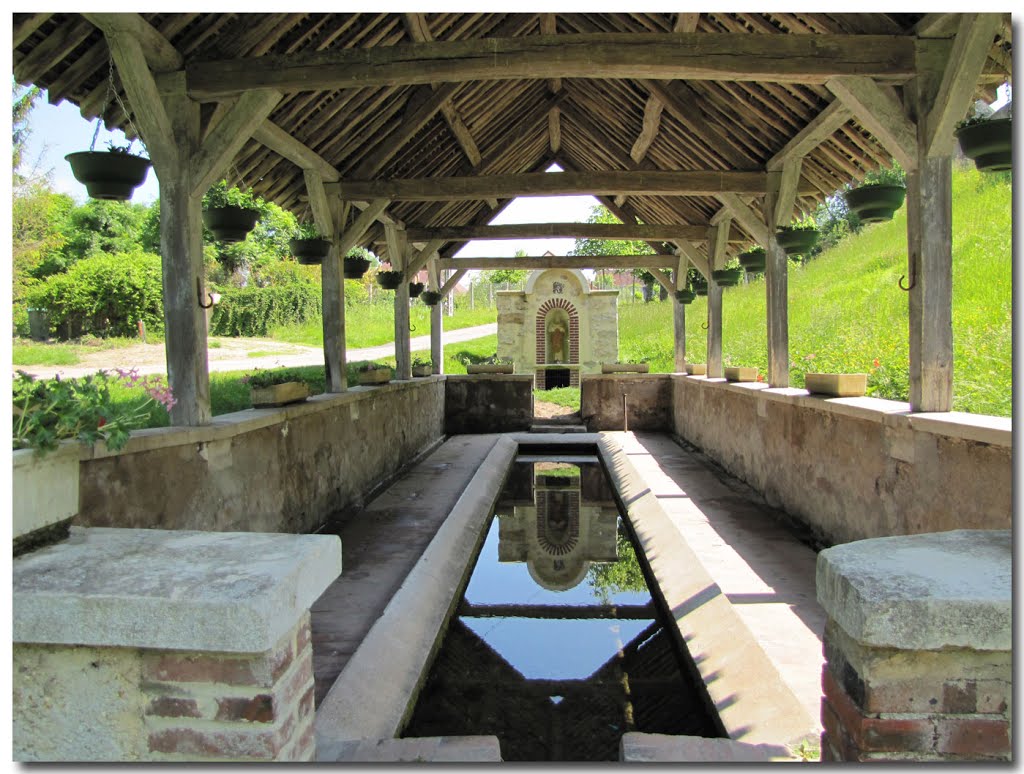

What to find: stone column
left=13, top=528, right=341, bottom=762
left=816, top=530, right=1011, bottom=762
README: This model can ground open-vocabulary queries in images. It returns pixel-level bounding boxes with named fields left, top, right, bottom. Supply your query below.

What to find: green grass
left=268, top=304, right=496, bottom=349
left=536, top=387, right=581, bottom=411
left=12, top=342, right=83, bottom=366
left=617, top=164, right=1011, bottom=417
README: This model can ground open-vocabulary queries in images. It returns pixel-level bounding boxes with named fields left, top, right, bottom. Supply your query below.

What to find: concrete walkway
left=607, top=431, right=826, bottom=732
left=309, top=433, right=501, bottom=707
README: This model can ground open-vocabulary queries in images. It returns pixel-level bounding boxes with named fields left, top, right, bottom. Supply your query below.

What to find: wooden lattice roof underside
left=12, top=12, right=1013, bottom=260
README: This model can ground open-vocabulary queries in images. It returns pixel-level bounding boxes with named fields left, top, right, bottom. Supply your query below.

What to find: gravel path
left=15, top=323, right=498, bottom=381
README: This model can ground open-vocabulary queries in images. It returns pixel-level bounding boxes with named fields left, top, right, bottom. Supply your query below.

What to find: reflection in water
left=402, top=459, right=722, bottom=761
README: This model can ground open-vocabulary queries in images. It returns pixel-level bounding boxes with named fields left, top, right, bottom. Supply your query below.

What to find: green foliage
left=346, top=246, right=375, bottom=262
left=12, top=83, right=41, bottom=177
left=12, top=342, right=82, bottom=366
left=210, top=199, right=298, bottom=282
left=27, top=251, right=164, bottom=339
left=570, top=204, right=654, bottom=258
left=481, top=268, right=529, bottom=287
left=536, top=387, right=580, bottom=410
left=13, top=369, right=174, bottom=455
left=210, top=283, right=322, bottom=337
left=861, top=160, right=906, bottom=187
left=242, top=367, right=317, bottom=388
left=58, top=199, right=153, bottom=269
left=586, top=531, right=647, bottom=602
left=202, top=180, right=260, bottom=210
left=444, top=335, right=499, bottom=374
left=295, top=221, right=322, bottom=239
left=12, top=184, right=76, bottom=333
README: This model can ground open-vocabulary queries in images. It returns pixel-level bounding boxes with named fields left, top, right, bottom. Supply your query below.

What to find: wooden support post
left=673, top=256, right=687, bottom=372
left=428, top=259, right=443, bottom=374
left=705, top=226, right=724, bottom=379
left=764, top=172, right=790, bottom=387
left=906, top=61, right=955, bottom=412
left=386, top=224, right=412, bottom=380
left=306, top=170, right=346, bottom=392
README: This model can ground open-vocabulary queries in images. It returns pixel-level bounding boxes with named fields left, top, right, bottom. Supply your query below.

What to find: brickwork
left=820, top=620, right=1011, bottom=762
left=141, top=613, right=316, bottom=762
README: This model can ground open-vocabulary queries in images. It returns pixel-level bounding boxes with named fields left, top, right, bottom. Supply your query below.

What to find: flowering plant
left=12, top=368, right=176, bottom=456
left=357, top=362, right=390, bottom=373
left=241, top=368, right=309, bottom=389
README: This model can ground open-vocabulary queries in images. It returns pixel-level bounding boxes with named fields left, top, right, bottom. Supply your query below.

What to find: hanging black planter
left=289, top=238, right=332, bottom=266
left=712, top=268, right=743, bottom=287
left=691, top=277, right=708, bottom=296
left=675, top=288, right=696, bottom=305
left=844, top=184, right=907, bottom=224
left=775, top=227, right=818, bottom=257
left=738, top=247, right=766, bottom=273
left=343, top=257, right=371, bottom=279
left=377, top=270, right=404, bottom=290
left=408, top=282, right=425, bottom=298
left=955, top=118, right=1012, bottom=173
left=65, top=150, right=151, bottom=201
left=420, top=290, right=442, bottom=306
left=202, top=205, right=260, bottom=243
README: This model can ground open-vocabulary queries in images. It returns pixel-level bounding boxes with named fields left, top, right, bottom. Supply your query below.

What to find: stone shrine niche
left=496, top=268, right=619, bottom=389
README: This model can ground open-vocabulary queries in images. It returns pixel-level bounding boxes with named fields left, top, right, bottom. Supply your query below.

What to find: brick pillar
left=816, top=530, right=1011, bottom=762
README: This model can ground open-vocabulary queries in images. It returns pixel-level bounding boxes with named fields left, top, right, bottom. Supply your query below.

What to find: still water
left=402, top=457, right=722, bottom=761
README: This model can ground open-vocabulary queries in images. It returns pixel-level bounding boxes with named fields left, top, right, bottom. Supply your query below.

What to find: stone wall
left=672, top=375, right=1011, bottom=546
left=13, top=528, right=341, bottom=762
left=581, top=374, right=673, bottom=432
left=444, top=375, right=533, bottom=434
left=816, top=530, right=1011, bottom=762
left=77, top=378, right=445, bottom=534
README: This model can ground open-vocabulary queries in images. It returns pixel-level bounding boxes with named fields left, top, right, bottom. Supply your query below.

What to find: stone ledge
left=816, top=530, right=1011, bottom=651
left=621, top=733, right=799, bottom=762
left=671, top=374, right=1009, bottom=449
left=14, top=527, right=342, bottom=653
left=80, top=379, right=441, bottom=460
left=318, top=736, right=502, bottom=763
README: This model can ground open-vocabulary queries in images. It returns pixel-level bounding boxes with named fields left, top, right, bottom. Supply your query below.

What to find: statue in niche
left=547, top=320, right=568, bottom=364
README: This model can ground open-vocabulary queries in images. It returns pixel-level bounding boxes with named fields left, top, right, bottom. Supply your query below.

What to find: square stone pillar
left=13, top=528, right=341, bottom=762
left=816, top=530, right=1010, bottom=762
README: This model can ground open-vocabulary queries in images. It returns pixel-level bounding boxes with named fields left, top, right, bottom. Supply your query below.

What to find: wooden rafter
left=406, top=223, right=728, bottom=242
left=437, top=254, right=679, bottom=271
left=175, top=33, right=924, bottom=99
left=826, top=76, right=919, bottom=171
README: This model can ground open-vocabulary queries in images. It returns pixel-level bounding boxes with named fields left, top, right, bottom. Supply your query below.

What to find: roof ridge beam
left=437, top=255, right=680, bottom=270
left=406, top=223, right=731, bottom=242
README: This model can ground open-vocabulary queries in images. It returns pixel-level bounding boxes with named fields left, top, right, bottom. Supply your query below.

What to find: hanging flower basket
left=775, top=227, right=818, bottom=257
left=738, top=248, right=766, bottom=273
left=65, top=150, right=151, bottom=201
left=712, top=268, right=743, bottom=287
left=691, top=277, right=708, bottom=296
left=675, top=288, right=696, bottom=305
left=377, top=270, right=404, bottom=290
left=289, top=238, right=332, bottom=266
left=408, top=282, right=425, bottom=298
left=955, top=117, right=1012, bottom=173
left=203, top=205, right=260, bottom=243
left=344, top=257, right=371, bottom=279
left=843, top=183, right=906, bottom=224
left=420, top=290, right=442, bottom=306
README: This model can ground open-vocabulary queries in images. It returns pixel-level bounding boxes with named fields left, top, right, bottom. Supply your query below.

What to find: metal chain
left=90, top=56, right=145, bottom=153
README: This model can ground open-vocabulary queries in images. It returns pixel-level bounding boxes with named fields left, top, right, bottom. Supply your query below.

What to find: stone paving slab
left=310, top=434, right=501, bottom=706
left=621, top=732, right=800, bottom=762
left=319, top=735, right=502, bottom=762
left=604, top=431, right=826, bottom=736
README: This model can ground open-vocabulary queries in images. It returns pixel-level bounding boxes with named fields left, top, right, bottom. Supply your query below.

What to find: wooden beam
left=648, top=268, right=675, bottom=294
left=674, top=13, right=700, bottom=33
left=332, top=197, right=391, bottom=257
left=674, top=240, right=710, bottom=279
left=428, top=258, right=444, bottom=374
left=252, top=119, right=340, bottom=182
left=440, top=101, right=481, bottom=167
left=440, top=269, right=467, bottom=297
left=306, top=170, right=347, bottom=393
left=924, top=14, right=1003, bottom=158
left=406, top=222, right=723, bottom=242
left=103, top=30, right=178, bottom=171
left=13, top=13, right=53, bottom=47
left=406, top=238, right=446, bottom=277
left=913, top=13, right=960, bottom=38
left=190, top=90, right=281, bottom=197
left=762, top=186, right=790, bottom=388
left=538, top=14, right=561, bottom=93
left=437, top=255, right=679, bottom=271
left=772, top=159, right=803, bottom=228
left=548, top=107, right=561, bottom=154
left=630, top=96, right=664, bottom=163
left=705, top=226, right=723, bottom=380
left=351, top=82, right=461, bottom=178
left=826, top=76, right=919, bottom=171
left=715, top=193, right=772, bottom=247
left=711, top=218, right=731, bottom=269
left=766, top=99, right=852, bottom=171
left=338, top=170, right=770, bottom=201
left=82, top=12, right=183, bottom=71
left=178, top=34, right=923, bottom=99
left=385, top=224, right=412, bottom=380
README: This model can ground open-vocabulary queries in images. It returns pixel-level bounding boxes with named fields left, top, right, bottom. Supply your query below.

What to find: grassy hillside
left=617, top=163, right=1011, bottom=417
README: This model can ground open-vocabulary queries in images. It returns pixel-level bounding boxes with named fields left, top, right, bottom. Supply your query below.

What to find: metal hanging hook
left=898, top=271, right=916, bottom=292
left=701, top=321, right=709, bottom=330
left=197, top=278, right=216, bottom=309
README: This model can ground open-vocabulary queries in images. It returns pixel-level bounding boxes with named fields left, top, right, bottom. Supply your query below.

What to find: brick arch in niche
left=536, top=298, right=579, bottom=389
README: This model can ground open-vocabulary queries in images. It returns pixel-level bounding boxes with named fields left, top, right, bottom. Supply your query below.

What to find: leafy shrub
left=210, top=282, right=322, bottom=337
left=27, top=250, right=164, bottom=339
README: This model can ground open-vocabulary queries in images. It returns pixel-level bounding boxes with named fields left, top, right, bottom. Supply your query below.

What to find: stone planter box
left=412, top=365, right=433, bottom=378
left=358, top=368, right=393, bottom=385
left=13, top=443, right=80, bottom=556
left=685, top=363, right=707, bottom=376
left=251, top=381, right=310, bottom=408
left=601, top=363, right=649, bottom=374
left=724, top=366, right=758, bottom=382
left=466, top=364, right=514, bottom=374
left=805, top=372, right=867, bottom=398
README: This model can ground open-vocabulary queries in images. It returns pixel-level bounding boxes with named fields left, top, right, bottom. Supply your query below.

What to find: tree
left=12, top=82, right=42, bottom=186
left=569, top=205, right=663, bottom=301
